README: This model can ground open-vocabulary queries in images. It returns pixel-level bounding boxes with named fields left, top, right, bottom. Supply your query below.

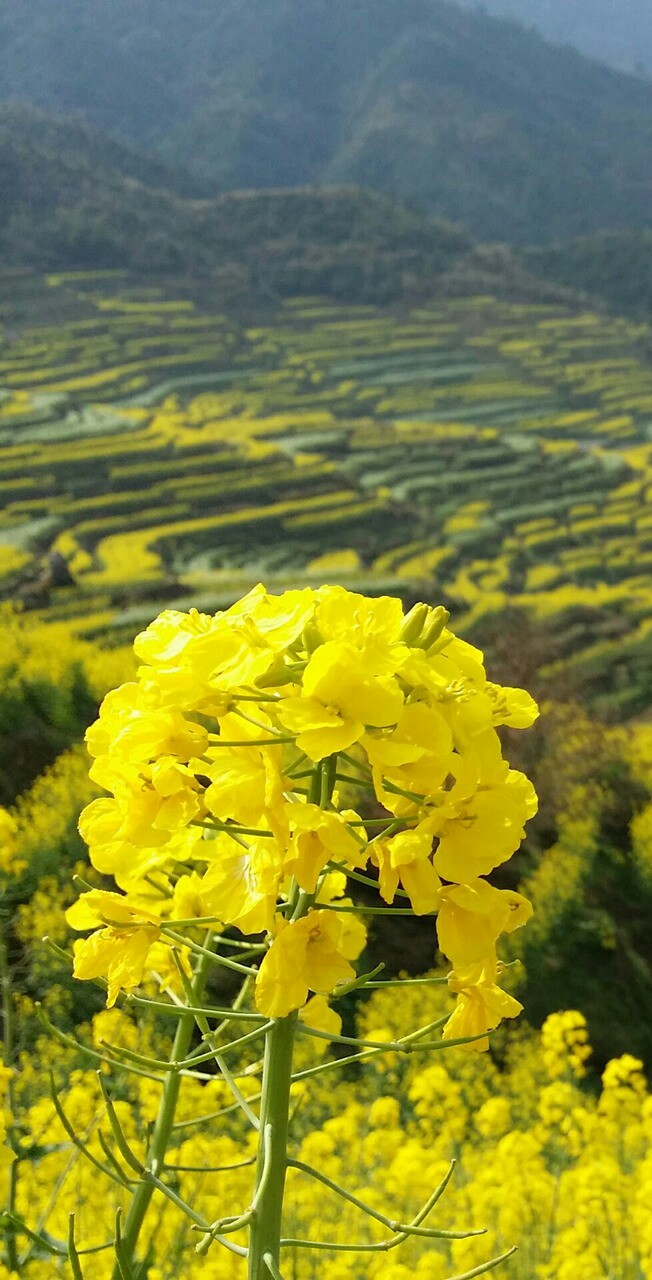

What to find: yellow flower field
left=2, top=276, right=652, bottom=1278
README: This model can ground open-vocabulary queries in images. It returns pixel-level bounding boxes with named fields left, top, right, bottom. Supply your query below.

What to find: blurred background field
left=4, top=267, right=652, bottom=721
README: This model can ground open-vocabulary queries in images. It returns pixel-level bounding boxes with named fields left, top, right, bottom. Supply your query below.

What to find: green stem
left=247, top=1014, right=296, bottom=1280
left=248, top=756, right=337, bottom=1280
left=111, top=943, right=212, bottom=1280
left=0, top=909, right=19, bottom=1273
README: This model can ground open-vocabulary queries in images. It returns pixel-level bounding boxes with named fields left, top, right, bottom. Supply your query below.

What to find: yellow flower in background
left=146, top=939, right=193, bottom=991
left=600, top=1054, right=647, bottom=1114
left=0, top=807, right=17, bottom=873
left=0, top=1109, right=14, bottom=1171
left=314, top=869, right=348, bottom=904
left=255, top=910, right=366, bottom=1018
left=541, top=1010, right=592, bottom=1080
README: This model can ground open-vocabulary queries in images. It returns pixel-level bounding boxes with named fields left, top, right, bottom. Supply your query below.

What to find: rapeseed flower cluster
left=70, top=583, right=538, bottom=1043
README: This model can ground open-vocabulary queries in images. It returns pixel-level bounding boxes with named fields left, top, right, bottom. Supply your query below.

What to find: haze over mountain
left=4, top=1, right=652, bottom=243
left=457, top=1, right=652, bottom=77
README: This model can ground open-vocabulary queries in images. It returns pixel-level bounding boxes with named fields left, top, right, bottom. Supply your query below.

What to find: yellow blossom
left=255, top=910, right=366, bottom=1018
left=372, top=820, right=441, bottom=914
left=436, top=878, right=532, bottom=967
left=443, top=959, right=523, bottom=1050
left=299, top=994, right=343, bottom=1040
left=0, top=807, right=17, bottom=873
left=277, top=641, right=404, bottom=760
left=67, top=890, right=162, bottom=1007
left=199, top=838, right=284, bottom=934
left=284, top=804, right=366, bottom=892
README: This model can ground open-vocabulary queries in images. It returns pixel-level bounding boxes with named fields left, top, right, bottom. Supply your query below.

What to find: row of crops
left=2, top=270, right=652, bottom=716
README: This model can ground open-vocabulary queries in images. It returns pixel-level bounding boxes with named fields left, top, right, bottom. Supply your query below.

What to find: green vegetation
left=2, top=273, right=652, bottom=725
left=2, top=110, right=562, bottom=303
left=4, top=1, right=652, bottom=240
left=523, top=230, right=652, bottom=322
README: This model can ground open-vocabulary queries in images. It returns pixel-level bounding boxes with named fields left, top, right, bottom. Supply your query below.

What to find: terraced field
left=2, top=269, right=652, bottom=717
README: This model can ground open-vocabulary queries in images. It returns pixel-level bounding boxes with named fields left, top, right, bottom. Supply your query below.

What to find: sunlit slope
left=2, top=272, right=652, bottom=716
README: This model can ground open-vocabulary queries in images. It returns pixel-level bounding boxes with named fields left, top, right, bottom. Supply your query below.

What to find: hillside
left=456, top=0, right=652, bottom=76
left=4, top=2, right=652, bottom=241
left=523, top=231, right=652, bottom=321
left=0, top=104, right=218, bottom=273
left=0, top=106, right=567, bottom=306
left=1, top=270, right=651, bottom=724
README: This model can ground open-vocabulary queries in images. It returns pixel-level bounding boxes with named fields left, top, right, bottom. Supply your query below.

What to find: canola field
left=2, top=271, right=652, bottom=717
left=5, top=609, right=652, bottom=1279
left=5, top=275, right=652, bottom=1280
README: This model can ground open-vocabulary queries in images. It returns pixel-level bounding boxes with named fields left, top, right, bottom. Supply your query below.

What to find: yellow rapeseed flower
left=255, top=910, right=366, bottom=1018
left=67, top=890, right=161, bottom=1007
left=73, top=582, right=537, bottom=1040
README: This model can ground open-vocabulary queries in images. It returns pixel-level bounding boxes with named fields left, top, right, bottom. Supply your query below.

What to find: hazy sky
left=458, top=0, right=652, bottom=74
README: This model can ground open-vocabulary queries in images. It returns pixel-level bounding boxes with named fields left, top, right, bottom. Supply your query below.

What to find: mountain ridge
left=1, top=104, right=573, bottom=308
left=3, top=1, right=652, bottom=242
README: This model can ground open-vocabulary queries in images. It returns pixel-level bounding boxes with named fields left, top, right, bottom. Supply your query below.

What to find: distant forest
left=4, top=0, right=652, bottom=242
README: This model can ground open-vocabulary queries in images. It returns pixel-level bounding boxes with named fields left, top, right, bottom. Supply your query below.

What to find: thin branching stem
left=263, top=1252, right=285, bottom=1280
left=162, top=929, right=258, bottom=975
left=125, top=992, right=266, bottom=1021
left=67, top=1214, right=86, bottom=1280
left=48, top=1076, right=132, bottom=1189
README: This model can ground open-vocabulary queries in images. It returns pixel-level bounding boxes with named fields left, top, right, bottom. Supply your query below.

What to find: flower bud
left=256, top=660, right=301, bottom=688
left=301, top=620, right=324, bottom=655
left=400, top=602, right=430, bottom=646
left=419, top=606, right=450, bottom=651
